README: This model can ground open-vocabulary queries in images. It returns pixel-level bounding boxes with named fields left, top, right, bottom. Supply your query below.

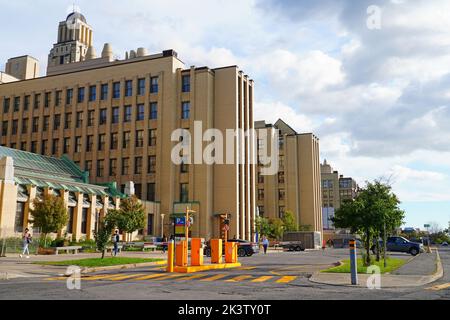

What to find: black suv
left=371, top=236, right=424, bottom=256
left=204, top=239, right=259, bottom=257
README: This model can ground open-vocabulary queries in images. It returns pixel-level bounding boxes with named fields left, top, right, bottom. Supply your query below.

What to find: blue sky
left=1, top=0, right=449, bottom=230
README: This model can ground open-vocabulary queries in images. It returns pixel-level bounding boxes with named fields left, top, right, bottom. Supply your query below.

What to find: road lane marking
left=251, top=276, right=273, bottom=283
left=236, top=267, right=257, bottom=270
left=275, top=276, right=298, bottom=283
left=199, top=274, right=228, bottom=282
left=426, top=283, right=450, bottom=291
left=154, top=273, right=187, bottom=281
left=82, top=274, right=123, bottom=281
left=177, top=274, right=209, bottom=281
left=107, top=274, right=146, bottom=281
left=225, top=275, right=253, bottom=282
left=45, top=277, right=67, bottom=281
left=133, top=273, right=168, bottom=281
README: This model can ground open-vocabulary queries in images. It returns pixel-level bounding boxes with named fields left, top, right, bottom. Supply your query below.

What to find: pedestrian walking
left=162, top=234, right=168, bottom=254
left=112, top=230, right=120, bottom=257
left=19, top=228, right=32, bottom=258
left=262, top=236, right=269, bottom=255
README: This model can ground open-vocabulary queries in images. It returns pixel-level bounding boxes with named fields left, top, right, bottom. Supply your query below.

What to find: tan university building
left=0, top=11, right=256, bottom=241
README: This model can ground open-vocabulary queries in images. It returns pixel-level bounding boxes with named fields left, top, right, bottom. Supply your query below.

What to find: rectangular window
left=66, top=89, right=73, bottom=105
left=124, top=105, right=132, bottom=122
left=75, top=136, right=82, bottom=153
left=34, top=94, right=40, bottom=109
left=14, top=97, right=20, bottom=112
left=63, top=137, right=70, bottom=153
left=43, top=116, right=49, bottom=132
left=76, top=112, right=83, bottom=128
left=136, top=104, right=145, bottom=121
left=32, top=117, right=39, bottom=133
left=14, top=202, right=25, bottom=233
left=89, top=85, right=96, bottom=101
left=135, top=184, right=142, bottom=199
left=99, top=108, right=107, bottom=125
left=138, top=78, right=145, bottom=96
left=111, top=107, right=119, bottom=124
left=125, top=80, right=133, bottom=97
left=149, top=102, right=157, bottom=119
left=98, top=134, right=106, bottom=151
left=45, top=92, right=51, bottom=108
left=20, top=141, right=27, bottom=151
left=30, top=141, right=37, bottom=153
left=21, top=118, right=28, bottom=134
left=180, top=184, right=189, bottom=203
left=64, top=113, right=72, bottom=129
left=12, top=120, right=18, bottom=135
left=81, top=208, right=88, bottom=234
left=41, top=140, right=48, bottom=155
left=122, top=131, right=130, bottom=148
left=258, top=173, right=264, bottom=184
left=181, top=102, right=190, bottom=119
left=10, top=142, right=16, bottom=149
left=149, top=129, right=157, bottom=146
left=24, top=95, right=30, bottom=110
left=258, top=206, right=265, bottom=217
left=258, top=189, right=264, bottom=201
left=278, top=172, right=285, bottom=184
left=1, top=121, right=8, bottom=136
left=101, top=84, right=108, bottom=100
left=278, top=189, right=285, bottom=201
left=122, top=158, right=129, bottom=175
left=150, top=77, right=158, bottom=93
left=77, top=87, right=85, bottom=103
left=86, top=135, right=94, bottom=152
left=279, top=206, right=285, bottom=218
left=85, top=160, right=92, bottom=177
left=55, top=91, right=62, bottom=106
left=109, top=159, right=117, bottom=176
left=113, top=82, right=120, bottom=99
left=148, top=155, right=156, bottom=174
left=147, top=214, right=154, bottom=235
left=52, top=139, right=59, bottom=155
left=135, top=157, right=143, bottom=174
left=147, top=183, right=155, bottom=201
left=54, top=114, right=61, bottom=131
left=97, top=160, right=104, bottom=177
left=67, top=207, right=75, bottom=234
left=182, top=75, right=191, bottom=92
left=87, top=110, right=95, bottom=127
left=110, top=132, right=118, bottom=150
left=3, top=98, right=10, bottom=113
left=180, top=161, right=188, bottom=173
left=135, top=130, right=144, bottom=148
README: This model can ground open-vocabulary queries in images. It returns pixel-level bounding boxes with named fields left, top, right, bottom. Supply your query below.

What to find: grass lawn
left=322, top=257, right=406, bottom=274
left=37, top=257, right=164, bottom=267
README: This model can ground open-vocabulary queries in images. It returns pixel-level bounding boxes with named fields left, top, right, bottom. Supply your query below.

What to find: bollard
left=190, top=238, right=204, bottom=266
left=166, top=240, right=174, bottom=273
left=349, top=239, right=358, bottom=285
left=225, top=241, right=237, bottom=263
left=211, top=239, right=222, bottom=264
left=175, top=240, right=188, bottom=267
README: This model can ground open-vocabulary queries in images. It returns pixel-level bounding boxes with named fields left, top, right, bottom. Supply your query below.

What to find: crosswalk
left=45, top=272, right=299, bottom=285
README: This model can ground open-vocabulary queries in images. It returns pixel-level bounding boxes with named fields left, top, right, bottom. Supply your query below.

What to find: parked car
left=204, top=239, right=259, bottom=257
left=441, top=242, right=448, bottom=247
left=371, top=236, right=424, bottom=256
left=331, top=238, right=363, bottom=249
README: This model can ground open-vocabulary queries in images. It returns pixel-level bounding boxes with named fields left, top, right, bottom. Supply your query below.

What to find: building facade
left=0, top=12, right=256, bottom=241
left=254, top=119, right=323, bottom=238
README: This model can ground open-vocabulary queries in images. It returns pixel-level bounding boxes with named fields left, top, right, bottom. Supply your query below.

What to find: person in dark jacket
left=112, top=230, right=120, bottom=256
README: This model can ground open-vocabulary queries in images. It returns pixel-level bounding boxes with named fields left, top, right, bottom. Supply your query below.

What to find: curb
left=58, top=260, right=167, bottom=275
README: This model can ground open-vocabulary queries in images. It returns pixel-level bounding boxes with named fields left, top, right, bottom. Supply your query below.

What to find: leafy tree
left=105, top=196, right=145, bottom=242
left=29, top=194, right=68, bottom=248
left=332, top=180, right=405, bottom=266
left=269, top=218, right=284, bottom=241
left=255, top=216, right=271, bottom=238
left=282, top=210, right=298, bottom=232
left=94, top=216, right=114, bottom=259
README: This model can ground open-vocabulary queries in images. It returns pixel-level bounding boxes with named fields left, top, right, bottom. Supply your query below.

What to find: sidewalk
left=0, top=251, right=167, bottom=279
left=308, top=249, right=443, bottom=288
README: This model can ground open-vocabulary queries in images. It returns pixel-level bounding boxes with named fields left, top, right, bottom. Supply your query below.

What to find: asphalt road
left=1, top=248, right=449, bottom=300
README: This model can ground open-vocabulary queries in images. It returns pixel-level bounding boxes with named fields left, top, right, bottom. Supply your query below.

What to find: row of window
left=0, top=102, right=191, bottom=136
left=257, top=205, right=285, bottom=219
left=257, top=171, right=285, bottom=184
left=2, top=75, right=192, bottom=114
left=116, top=182, right=188, bottom=203
left=257, top=189, right=285, bottom=201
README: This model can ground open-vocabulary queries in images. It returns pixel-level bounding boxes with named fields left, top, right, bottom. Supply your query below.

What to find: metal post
left=166, top=240, right=174, bottom=273
left=349, top=239, right=358, bottom=285
left=384, top=220, right=387, bottom=268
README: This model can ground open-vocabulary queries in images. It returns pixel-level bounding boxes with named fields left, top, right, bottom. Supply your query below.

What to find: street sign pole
left=349, top=239, right=358, bottom=285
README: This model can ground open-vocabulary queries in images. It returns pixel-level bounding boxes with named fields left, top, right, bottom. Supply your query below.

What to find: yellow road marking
left=133, top=273, right=168, bottom=281
left=82, top=273, right=123, bottom=281
left=275, top=276, right=297, bottom=283
left=107, top=274, right=146, bottom=281
left=154, top=273, right=187, bottom=281
left=225, top=275, right=253, bottom=282
left=251, top=276, right=273, bottom=283
left=426, top=283, right=450, bottom=291
left=149, top=266, right=167, bottom=270
left=200, top=274, right=228, bottom=282
left=177, top=274, right=209, bottom=281
left=45, top=277, right=67, bottom=281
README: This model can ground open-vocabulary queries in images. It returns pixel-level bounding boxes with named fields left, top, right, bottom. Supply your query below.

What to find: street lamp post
left=160, top=213, right=165, bottom=238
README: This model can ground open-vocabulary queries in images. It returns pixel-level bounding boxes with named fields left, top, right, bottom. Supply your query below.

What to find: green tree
left=282, top=210, right=298, bottom=232
left=332, top=180, right=405, bottom=266
left=255, top=216, right=271, bottom=238
left=269, top=218, right=285, bottom=241
left=94, top=216, right=114, bottom=259
left=106, top=196, right=146, bottom=242
left=29, top=194, right=68, bottom=248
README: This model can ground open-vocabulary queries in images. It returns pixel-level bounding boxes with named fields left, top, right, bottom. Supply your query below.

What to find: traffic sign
left=424, top=224, right=430, bottom=228
left=223, top=225, right=230, bottom=231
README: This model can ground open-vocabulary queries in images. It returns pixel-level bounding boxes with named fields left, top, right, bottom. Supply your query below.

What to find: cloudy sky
left=1, top=0, right=449, bottom=230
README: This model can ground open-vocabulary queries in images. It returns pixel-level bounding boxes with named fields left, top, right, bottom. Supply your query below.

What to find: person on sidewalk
left=19, top=229, right=32, bottom=258
left=112, top=230, right=120, bottom=257
left=162, top=235, right=168, bottom=254
left=262, top=236, right=269, bottom=255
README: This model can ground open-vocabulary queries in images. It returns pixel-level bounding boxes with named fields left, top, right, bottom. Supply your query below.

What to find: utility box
left=211, top=239, right=222, bottom=264
left=175, top=240, right=187, bottom=267
left=191, top=238, right=204, bottom=266
left=225, top=241, right=238, bottom=263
